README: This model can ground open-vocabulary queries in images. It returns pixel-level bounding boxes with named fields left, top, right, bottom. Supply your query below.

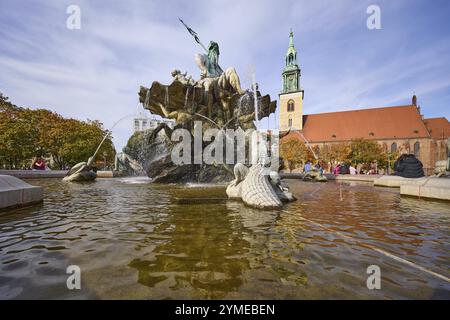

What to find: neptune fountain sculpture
left=136, top=19, right=295, bottom=208
left=138, top=20, right=276, bottom=182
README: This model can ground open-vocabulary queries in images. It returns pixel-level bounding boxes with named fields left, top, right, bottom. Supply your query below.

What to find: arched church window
left=414, top=141, right=420, bottom=158
left=287, top=100, right=295, bottom=112
left=404, top=142, right=410, bottom=153
left=288, top=115, right=293, bottom=128
left=391, top=142, right=397, bottom=153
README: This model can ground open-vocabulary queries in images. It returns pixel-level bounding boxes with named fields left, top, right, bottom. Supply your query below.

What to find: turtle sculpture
left=226, top=163, right=295, bottom=209
left=303, top=167, right=328, bottom=182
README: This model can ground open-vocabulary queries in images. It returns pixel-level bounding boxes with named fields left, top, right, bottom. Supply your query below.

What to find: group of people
left=332, top=163, right=350, bottom=175
left=332, top=162, right=381, bottom=175
left=303, top=161, right=324, bottom=175
left=302, top=160, right=382, bottom=175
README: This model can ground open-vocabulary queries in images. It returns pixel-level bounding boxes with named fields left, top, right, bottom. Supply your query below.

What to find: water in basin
left=0, top=178, right=448, bottom=299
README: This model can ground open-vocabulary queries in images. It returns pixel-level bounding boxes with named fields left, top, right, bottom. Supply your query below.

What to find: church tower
left=279, top=30, right=304, bottom=131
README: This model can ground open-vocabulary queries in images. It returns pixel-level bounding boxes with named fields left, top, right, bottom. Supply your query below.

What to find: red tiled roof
left=291, top=105, right=430, bottom=142
left=423, top=117, right=450, bottom=140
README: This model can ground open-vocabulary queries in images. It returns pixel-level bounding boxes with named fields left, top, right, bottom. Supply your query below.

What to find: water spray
left=91, top=113, right=135, bottom=160
left=252, top=72, right=259, bottom=130
left=297, top=131, right=318, bottom=160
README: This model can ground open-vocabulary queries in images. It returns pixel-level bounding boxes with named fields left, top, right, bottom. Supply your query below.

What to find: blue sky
left=1, top=0, right=449, bottom=150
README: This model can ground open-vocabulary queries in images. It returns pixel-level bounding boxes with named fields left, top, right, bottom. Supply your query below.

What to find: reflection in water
left=129, top=200, right=251, bottom=299
left=0, top=178, right=448, bottom=299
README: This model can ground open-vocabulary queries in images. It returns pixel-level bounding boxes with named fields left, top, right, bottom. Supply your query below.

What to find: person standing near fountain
left=304, top=161, right=311, bottom=172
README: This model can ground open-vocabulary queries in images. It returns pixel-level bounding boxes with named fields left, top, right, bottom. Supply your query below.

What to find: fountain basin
left=374, top=175, right=428, bottom=187
left=400, top=177, right=450, bottom=201
left=0, top=175, right=43, bottom=212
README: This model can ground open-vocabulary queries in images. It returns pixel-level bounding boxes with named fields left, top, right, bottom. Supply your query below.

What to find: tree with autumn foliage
left=318, top=142, right=352, bottom=166
left=280, top=138, right=311, bottom=172
left=0, top=93, right=115, bottom=169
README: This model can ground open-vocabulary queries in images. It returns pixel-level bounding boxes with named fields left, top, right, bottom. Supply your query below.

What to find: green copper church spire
left=285, top=29, right=298, bottom=69
left=282, top=29, right=301, bottom=93
left=289, top=29, right=294, bottom=47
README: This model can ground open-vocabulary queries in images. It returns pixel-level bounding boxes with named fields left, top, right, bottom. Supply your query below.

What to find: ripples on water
left=0, top=178, right=449, bottom=299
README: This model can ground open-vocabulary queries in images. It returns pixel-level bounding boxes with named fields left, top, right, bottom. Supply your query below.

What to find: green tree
left=0, top=98, right=37, bottom=168
left=349, top=138, right=387, bottom=167
left=0, top=94, right=116, bottom=169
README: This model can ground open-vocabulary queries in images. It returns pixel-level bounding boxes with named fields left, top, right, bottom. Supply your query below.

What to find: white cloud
left=0, top=0, right=449, bottom=151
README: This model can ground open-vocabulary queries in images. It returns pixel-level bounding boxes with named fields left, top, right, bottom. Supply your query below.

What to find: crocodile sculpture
left=226, top=163, right=295, bottom=209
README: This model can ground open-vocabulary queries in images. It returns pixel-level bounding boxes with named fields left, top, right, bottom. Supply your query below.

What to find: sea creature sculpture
left=63, top=157, right=97, bottom=182
left=303, top=167, right=328, bottom=182
left=226, top=163, right=295, bottom=209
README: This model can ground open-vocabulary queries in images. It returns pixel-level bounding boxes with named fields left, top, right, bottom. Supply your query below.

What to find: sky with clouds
left=1, top=0, right=449, bottom=150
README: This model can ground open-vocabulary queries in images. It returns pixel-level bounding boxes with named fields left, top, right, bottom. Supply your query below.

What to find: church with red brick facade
left=278, top=32, right=450, bottom=175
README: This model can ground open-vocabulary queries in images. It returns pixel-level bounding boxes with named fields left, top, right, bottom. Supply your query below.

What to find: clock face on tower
left=287, top=74, right=296, bottom=91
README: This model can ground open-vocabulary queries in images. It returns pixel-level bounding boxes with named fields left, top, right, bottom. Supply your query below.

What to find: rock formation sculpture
left=114, top=152, right=145, bottom=176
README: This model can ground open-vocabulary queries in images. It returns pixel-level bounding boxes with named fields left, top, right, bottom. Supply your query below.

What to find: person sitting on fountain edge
left=31, top=156, right=46, bottom=170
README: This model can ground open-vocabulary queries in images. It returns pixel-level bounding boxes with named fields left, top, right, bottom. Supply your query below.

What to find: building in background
left=279, top=31, right=450, bottom=175
left=133, top=111, right=175, bottom=133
